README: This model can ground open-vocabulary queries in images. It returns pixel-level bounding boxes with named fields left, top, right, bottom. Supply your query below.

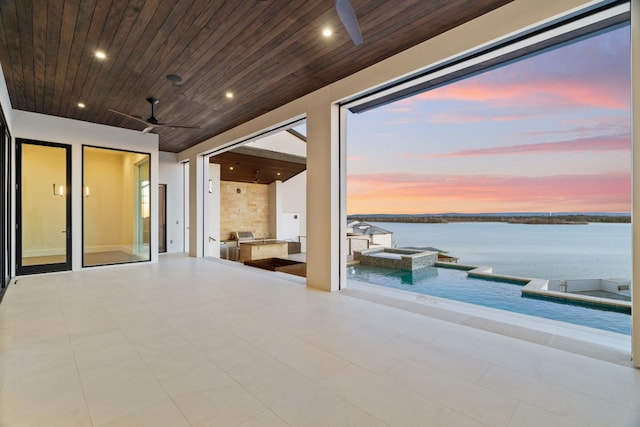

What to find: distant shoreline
left=347, top=214, right=630, bottom=224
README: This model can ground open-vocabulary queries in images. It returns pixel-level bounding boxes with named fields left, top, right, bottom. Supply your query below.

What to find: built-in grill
left=233, top=231, right=255, bottom=242
left=222, top=231, right=257, bottom=260
left=222, top=231, right=296, bottom=261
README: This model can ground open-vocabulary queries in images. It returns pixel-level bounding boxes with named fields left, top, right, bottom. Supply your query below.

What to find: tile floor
left=0, top=254, right=639, bottom=426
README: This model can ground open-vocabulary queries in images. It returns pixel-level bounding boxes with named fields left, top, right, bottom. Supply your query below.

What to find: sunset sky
left=346, top=25, right=631, bottom=214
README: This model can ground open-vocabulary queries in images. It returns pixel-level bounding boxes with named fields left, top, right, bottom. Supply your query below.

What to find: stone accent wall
left=220, top=182, right=270, bottom=240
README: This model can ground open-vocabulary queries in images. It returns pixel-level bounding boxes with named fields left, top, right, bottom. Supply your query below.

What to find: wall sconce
left=53, top=183, right=64, bottom=196
left=84, top=186, right=90, bottom=198
left=208, top=179, right=213, bottom=194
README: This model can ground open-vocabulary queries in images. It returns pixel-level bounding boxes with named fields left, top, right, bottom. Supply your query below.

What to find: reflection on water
left=396, top=267, right=439, bottom=285
left=348, top=264, right=631, bottom=335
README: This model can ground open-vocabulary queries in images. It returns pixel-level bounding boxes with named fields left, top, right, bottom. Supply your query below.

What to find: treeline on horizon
left=347, top=214, right=631, bottom=224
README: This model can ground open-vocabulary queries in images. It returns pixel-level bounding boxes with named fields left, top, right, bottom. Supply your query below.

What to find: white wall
left=250, top=129, right=307, bottom=244
left=268, top=180, right=282, bottom=239
left=372, top=234, right=393, bottom=247
left=207, top=163, right=220, bottom=257
left=281, top=171, right=306, bottom=244
left=159, top=151, right=185, bottom=253
left=0, top=63, right=12, bottom=131
left=246, top=131, right=306, bottom=157
left=12, top=110, right=159, bottom=270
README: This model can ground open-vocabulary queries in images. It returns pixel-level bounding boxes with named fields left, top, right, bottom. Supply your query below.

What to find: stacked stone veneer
left=354, top=248, right=437, bottom=270
left=220, top=182, right=270, bottom=239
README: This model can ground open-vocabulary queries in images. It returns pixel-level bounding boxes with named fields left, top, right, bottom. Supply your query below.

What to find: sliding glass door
left=16, top=139, right=71, bottom=274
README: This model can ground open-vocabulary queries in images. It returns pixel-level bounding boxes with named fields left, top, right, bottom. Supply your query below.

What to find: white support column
left=631, top=0, right=639, bottom=368
left=306, top=91, right=341, bottom=291
left=188, top=154, right=204, bottom=257
left=207, top=163, right=221, bottom=257
left=269, top=180, right=282, bottom=239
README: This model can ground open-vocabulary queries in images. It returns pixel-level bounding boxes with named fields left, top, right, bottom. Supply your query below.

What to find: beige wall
left=84, top=148, right=148, bottom=252
left=21, top=144, right=67, bottom=256
left=219, top=181, right=270, bottom=240
left=84, top=149, right=126, bottom=250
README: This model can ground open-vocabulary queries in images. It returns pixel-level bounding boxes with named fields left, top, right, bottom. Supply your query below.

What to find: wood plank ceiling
left=210, top=146, right=306, bottom=185
left=0, top=0, right=514, bottom=153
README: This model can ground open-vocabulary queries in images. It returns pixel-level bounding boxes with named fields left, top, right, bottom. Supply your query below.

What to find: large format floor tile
left=0, top=254, right=638, bottom=426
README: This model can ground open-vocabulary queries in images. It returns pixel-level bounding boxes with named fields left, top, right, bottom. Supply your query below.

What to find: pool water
left=347, top=265, right=631, bottom=335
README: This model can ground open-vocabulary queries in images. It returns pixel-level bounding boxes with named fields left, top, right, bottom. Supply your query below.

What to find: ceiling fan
left=108, top=97, right=200, bottom=134
left=336, top=0, right=363, bottom=46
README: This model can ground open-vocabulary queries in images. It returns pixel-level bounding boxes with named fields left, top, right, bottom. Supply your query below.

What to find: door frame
left=159, top=183, right=167, bottom=253
left=16, top=139, right=72, bottom=275
left=0, top=109, right=10, bottom=288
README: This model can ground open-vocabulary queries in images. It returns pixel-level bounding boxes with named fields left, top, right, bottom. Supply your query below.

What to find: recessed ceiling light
left=277, top=172, right=281, bottom=176
left=225, top=91, right=234, bottom=99
left=77, top=102, right=85, bottom=108
left=229, top=166, right=234, bottom=170
left=95, top=50, right=107, bottom=60
left=322, top=27, right=332, bottom=38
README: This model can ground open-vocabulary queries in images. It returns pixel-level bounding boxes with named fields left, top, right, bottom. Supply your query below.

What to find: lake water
left=368, top=222, right=632, bottom=280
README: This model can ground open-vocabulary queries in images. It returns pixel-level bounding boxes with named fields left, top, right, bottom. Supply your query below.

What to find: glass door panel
left=17, top=140, right=71, bottom=274
left=83, top=146, right=150, bottom=266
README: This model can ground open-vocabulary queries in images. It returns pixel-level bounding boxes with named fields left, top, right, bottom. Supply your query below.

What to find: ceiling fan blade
left=110, top=99, right=199, bottom=134
left=154, top=122, right=200, bottom=130
left=108, top=109, right=149, bottom=125
left=336, top=0, right=363, bottom=46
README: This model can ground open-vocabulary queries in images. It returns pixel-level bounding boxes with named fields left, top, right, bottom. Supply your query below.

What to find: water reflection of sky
left=348, top=264, right=631, bottom=335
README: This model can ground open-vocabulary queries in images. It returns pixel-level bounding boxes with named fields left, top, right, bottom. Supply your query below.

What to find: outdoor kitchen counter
left=239, top=240, right=289, bottom=262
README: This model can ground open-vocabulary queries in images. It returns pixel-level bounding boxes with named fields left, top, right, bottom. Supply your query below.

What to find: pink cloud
left=383, top=107, right=415, bottom=113
left=429, top=112, right=537, bottom=124
left=375, top=29, right=629, bottom=127
left=521, top=117, right=629, bottom=140
left=384, top=117, right=416, bottom=126
left=347, top=156, right=365, bottom=162
left=347, top=172, right=630, bottom=214
left=416, top=71, right=629, bottom=112
left=417, top=134, right=629, bottom=159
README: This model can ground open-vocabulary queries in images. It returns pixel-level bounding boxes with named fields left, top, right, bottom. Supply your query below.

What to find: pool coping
left=343, top=279, right=633, bottom=367
left=434, top=261, right=632, bottom=313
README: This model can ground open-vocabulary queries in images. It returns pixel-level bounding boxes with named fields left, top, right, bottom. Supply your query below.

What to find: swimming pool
left=347, top=265, right=631, bottom=335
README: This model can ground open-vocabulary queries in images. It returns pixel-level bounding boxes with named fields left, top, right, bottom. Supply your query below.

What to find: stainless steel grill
left=233, top=231, right=255, bottom=242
